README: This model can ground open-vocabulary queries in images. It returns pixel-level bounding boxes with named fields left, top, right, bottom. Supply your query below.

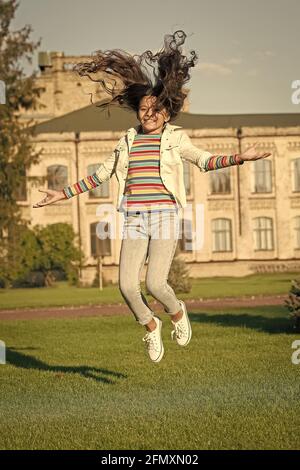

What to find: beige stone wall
left=23, top=125, right=300, bottom=286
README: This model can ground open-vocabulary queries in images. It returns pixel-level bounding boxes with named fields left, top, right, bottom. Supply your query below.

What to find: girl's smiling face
left=137, top=95, right=170, bottom=134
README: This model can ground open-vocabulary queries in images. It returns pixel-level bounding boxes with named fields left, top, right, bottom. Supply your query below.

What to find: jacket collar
left=126, top=121, right=182, bottom=138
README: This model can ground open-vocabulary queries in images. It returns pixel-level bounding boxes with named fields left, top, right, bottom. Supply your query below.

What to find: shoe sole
left=151, top=317, right=164, bottom=363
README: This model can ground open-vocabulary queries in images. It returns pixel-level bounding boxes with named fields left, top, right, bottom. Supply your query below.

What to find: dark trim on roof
left=29, top=102, right=300, bottom=135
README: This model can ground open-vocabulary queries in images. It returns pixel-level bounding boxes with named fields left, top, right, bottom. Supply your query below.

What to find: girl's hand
left=32, top=188, right=66, bottom=208
left=240, top=142, right=272, bottom=161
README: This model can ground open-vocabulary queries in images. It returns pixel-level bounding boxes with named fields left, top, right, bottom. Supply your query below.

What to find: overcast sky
left=12, top=0, right=300, bottom=115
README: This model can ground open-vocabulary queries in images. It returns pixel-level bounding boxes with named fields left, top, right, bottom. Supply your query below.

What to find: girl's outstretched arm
left=179, top=132, right=271, bottom=171
left=33, top=136, right=125, bottom=207
left=62, top=136, right=125, bottom=199
left=62, top=172, right=102, bottom=199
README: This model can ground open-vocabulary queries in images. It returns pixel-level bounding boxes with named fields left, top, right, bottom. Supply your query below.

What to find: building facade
left=18, top=52, right=300, bottom=285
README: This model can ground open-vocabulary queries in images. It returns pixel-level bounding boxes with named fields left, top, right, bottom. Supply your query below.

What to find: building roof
left=30, top=101, right=300, bottom=135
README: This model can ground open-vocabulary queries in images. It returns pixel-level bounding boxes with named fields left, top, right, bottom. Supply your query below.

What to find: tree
left=0, top=223, right=41, bottom=286
left=0, top=223, right=83, bottom=288
left=36, top=223, right=83, bottom=287
left=0, top=0, right=46, bottom=285
left=285, top=278, right=300, bottom=332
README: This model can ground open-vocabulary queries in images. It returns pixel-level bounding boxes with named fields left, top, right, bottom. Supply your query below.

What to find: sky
left=11, top=0, right=300, bottom=115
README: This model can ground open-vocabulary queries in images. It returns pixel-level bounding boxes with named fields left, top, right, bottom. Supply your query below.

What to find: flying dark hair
left=72, top=30, right=198, bottom=121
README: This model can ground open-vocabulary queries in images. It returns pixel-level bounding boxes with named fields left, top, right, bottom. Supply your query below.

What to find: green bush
left=284, top=278, right=300, bottom=332
left=1, top=223, right=84, bottom=288
left=167, top=252, right=192, bottom=294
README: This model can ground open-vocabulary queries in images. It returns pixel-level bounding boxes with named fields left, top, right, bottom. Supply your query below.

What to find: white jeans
left=118, top=210, right=181, bottom=326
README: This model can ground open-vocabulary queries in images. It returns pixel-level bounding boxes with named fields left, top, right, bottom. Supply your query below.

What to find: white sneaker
left=171, top=300, right=192, bottom=347
left=142, top=316, right=164, bottom=363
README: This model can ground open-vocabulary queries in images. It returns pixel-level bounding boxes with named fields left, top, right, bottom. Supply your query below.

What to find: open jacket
left=62, top=121, right=244, bottom=212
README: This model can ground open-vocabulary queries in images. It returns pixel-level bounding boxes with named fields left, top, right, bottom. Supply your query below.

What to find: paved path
left=0, top=294, right=289, bottom=320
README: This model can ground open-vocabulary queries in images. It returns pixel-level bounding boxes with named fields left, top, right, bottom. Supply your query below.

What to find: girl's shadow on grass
left=6, top=347, right=127, bottom=384
left=190, top=311, right=293, bottom=334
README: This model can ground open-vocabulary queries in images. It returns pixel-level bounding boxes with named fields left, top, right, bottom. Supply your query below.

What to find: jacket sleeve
left=178, top=131, right=244, bottom=172
left=62, top=136, right=124, bottom=199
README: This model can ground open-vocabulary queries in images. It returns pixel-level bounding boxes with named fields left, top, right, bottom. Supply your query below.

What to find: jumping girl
left=33, top=30, right=272, bottom=363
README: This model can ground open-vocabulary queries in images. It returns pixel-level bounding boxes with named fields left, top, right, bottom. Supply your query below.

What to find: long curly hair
left=72, top=30, right=198, bottom=121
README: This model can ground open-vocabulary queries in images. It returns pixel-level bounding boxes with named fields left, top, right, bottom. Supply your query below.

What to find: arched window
left=88, top=164, right=109, bottom=198
left=212, top=218, right=232, bottom=252
left=253, top=217, right=274, bottom=250
left=47, top=165, right=68, bottom=191
left=90, top=221, right=112, bottom=257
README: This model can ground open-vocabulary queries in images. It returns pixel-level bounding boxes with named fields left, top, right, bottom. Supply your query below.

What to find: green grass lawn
left=0, top=304, right=299, bottom=450
left=0, top=272, right=298, bottom=310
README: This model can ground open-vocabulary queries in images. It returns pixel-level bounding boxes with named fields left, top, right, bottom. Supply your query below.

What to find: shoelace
left=171, top=321, right=187, bottom=341
left=142, top=332, right=159, bottom=352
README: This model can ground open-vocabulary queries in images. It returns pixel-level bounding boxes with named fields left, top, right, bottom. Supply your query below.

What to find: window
left=212, top=218, right=232, bottom=252
left=293, top=158, right=300, bottom=192
left=183, top=161, right=191, bottom=196
left=90, top=221, right=112, bottom=257
left=252, top=159, right=272, bottom=193
left=47, top=165, right=68, bottom=191
left=253, top=217, right=274, bottom=250
left=294, top=216, right=300, bottom=249
left=15, top=166, right=27, bottom=201
left=209, top=167, right=231, bottom=194
left=88, top=164, right=109, bottom=198
left=178, top=218, right=193, bottom=252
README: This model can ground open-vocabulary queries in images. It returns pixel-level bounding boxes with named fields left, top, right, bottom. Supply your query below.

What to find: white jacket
left=94, top=121, right=242, bottom=212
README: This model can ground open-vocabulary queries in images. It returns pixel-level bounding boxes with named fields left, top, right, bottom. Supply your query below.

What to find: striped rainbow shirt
left=120, top=133, right=178, bottom=215
left=62, top=133, right=245, bottom=202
